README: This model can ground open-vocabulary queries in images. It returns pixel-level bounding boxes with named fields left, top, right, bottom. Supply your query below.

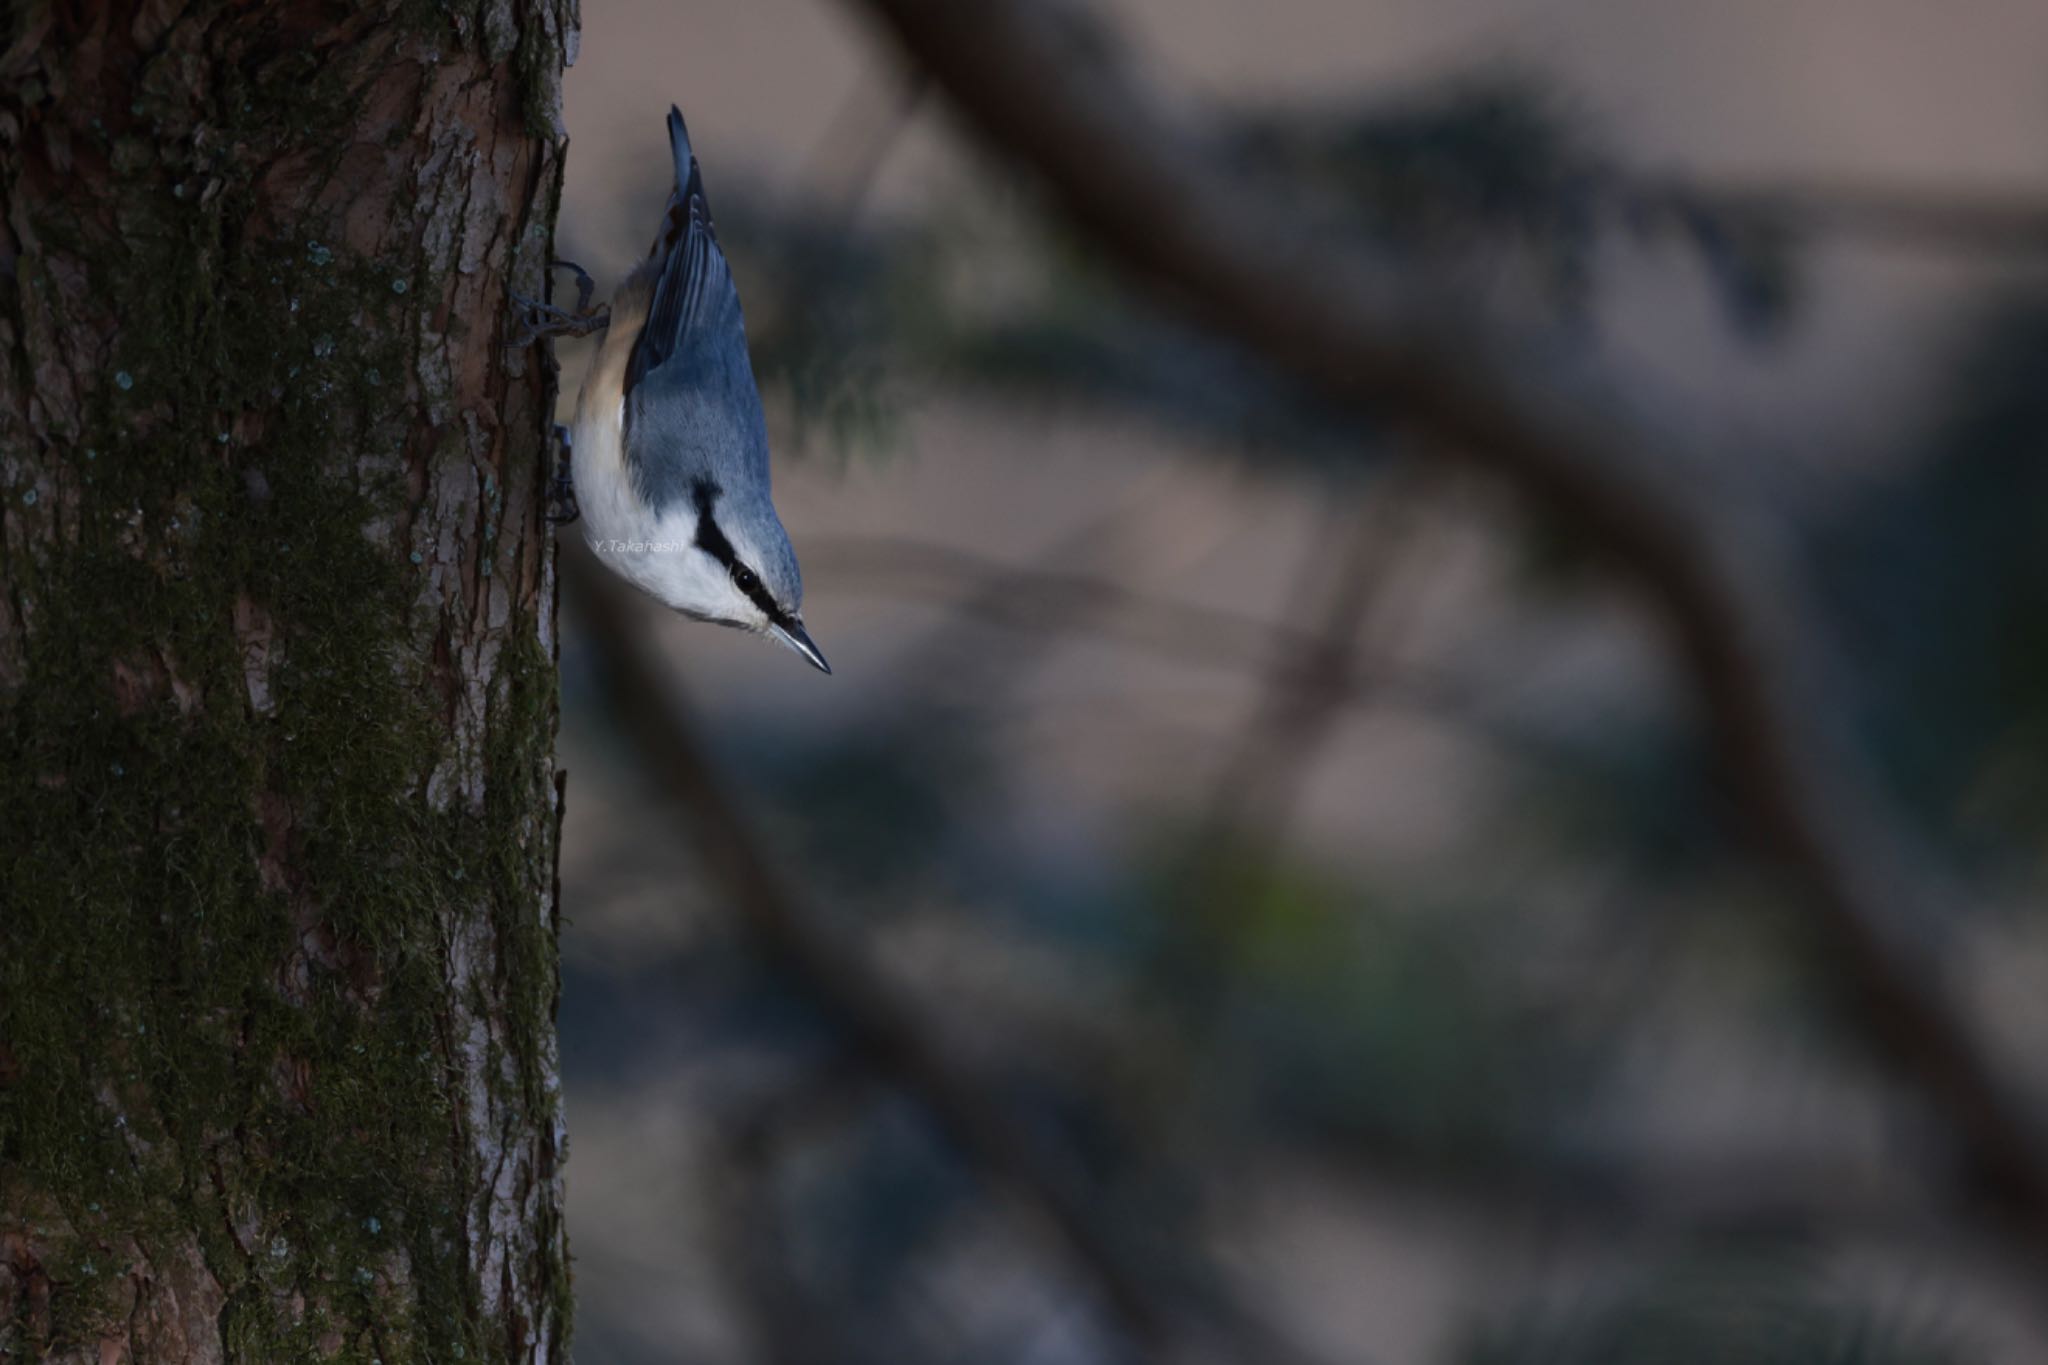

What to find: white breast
left=569, top=269, right=740, bottom=619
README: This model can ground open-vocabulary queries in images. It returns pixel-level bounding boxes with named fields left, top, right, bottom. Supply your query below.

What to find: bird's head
left=665, top=478, right=829, bottom=673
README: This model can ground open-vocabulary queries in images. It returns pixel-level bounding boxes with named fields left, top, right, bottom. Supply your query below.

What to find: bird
left=518, top=106, right=829, bottom=674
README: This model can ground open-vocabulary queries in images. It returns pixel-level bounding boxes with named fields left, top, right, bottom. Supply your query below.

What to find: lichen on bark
left=0, top=2, right=578, bottom=1360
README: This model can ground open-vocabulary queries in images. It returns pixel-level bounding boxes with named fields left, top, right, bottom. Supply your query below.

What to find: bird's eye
left=731, top=564, right=759, bottom=594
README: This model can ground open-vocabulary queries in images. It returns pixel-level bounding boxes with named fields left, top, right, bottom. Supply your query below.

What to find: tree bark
left=0, top=2, right=575, bottom=1360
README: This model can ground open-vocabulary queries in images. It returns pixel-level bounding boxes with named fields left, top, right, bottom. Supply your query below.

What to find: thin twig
left=1197, top=478, right=1423, bottom=851
left=838, top=0, right=2048, bottom=1243
left=1628, top=174, right=2048, bottom=256
left=878, top=487, right=1156, bottom=704
left=800, top=530, right=2041, bottom=1258
left=799, top=533, right=1683, bottom=812
left=1304, top=1133, right=1959, bottom=1246
left=805, top=534, right=1282, bottom=667
left=799, top=65, right=929, bottom=214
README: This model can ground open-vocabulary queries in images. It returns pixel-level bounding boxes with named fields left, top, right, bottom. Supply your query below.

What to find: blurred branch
left=799, top=65, right=928, bottom=213
left=805, top=531, right=1686, bottom=808
left=712, top=1067, right=903, bottom=1365
left=562, top=543, right=1335, bottom=1365
left=1628, top=174, right=2048, bottom=256
left=767, top=517, right=2018, bottom=1267
left=880, top=491, right=1154, bottom=705
left=1305, top=1132, right=1964, bottom=1248
left=838, top=0, right=2048, bottom=1243
left=1198, top=479, right=1423, bottom=850
left=807, top=534, right=1277, bottom=664
left=1163, top=488, right=1424, bottom=1026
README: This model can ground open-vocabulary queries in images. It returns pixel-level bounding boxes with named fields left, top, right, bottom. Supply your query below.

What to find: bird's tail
left=647, top=105, right=715, bottom=266
left=665, top=105, right=706, bottom=210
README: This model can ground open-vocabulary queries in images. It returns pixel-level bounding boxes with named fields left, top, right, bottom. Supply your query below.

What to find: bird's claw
left=552, top=258, right=598, bottom=315
left=508, top=294, right=610, bottom=348
left=507, top=260, right=609, bottom=348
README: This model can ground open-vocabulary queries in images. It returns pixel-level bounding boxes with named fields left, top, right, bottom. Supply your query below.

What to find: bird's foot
left=508, top=261, right=609, bottom=347
left=509, top=296, right=610, bottom=347
left=553, top=258, right=598, bottom=314
left=545, top=424, right=580, bottom=526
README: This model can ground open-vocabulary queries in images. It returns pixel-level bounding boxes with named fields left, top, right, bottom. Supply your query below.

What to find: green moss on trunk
left=0, top=2, right=576, bottom=1360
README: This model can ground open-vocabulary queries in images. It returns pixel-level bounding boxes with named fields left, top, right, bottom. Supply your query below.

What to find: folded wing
left=625, top=105, right=746, bottom=400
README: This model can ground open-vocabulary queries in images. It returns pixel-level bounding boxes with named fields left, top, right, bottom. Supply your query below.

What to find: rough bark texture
left=0, top=2, right=576, bottom=1360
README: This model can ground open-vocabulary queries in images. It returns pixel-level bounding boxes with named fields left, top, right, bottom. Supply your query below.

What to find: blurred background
left=547, top=1, right=2048, bottom=1361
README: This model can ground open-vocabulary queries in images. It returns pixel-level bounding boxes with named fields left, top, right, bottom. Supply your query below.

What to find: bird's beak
left=769, top=619, right=832, bottom=674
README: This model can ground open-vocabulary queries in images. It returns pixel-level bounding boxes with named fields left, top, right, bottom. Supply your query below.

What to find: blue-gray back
left=622, top=107, right=774, bottom=518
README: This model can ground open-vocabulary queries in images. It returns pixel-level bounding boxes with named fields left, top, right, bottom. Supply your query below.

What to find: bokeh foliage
left=561, top=73, right=2046, bottom=1365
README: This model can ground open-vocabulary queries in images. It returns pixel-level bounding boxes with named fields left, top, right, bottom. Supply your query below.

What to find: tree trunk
left=0, top=2, right=576, bottom=1360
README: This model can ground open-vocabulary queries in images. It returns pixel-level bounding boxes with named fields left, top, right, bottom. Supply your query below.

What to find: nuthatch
left=519, top=106, right=828, bottom=674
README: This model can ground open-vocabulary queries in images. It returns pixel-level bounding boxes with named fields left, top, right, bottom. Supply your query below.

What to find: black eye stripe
left=730, top=567, right=784, bottom=624
left=690, top=480, right=792, bottom=627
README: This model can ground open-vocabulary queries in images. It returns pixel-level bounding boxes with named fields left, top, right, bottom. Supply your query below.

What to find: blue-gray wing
left=625, top=106, right=746, bottom=400
left=621, top=106, right=773, bottom=513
